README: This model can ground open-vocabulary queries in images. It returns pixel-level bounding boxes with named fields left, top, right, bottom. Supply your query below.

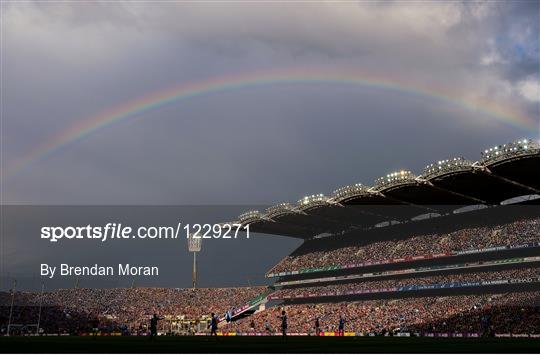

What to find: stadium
left=1, top=138, right=539, bottom=352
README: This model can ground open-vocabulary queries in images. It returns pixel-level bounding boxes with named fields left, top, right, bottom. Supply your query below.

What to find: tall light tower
left=187, top=234, right=202, bottom=289
left=7, top=279, right=16, bottom=336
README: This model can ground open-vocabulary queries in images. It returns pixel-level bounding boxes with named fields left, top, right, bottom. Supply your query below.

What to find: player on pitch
left=149, top=314, right=162, bottom=341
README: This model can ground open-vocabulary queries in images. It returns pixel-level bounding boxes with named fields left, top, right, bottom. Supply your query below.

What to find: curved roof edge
left=421, top=157, right=474, bottom=180
left=266, top=203, right=299, bottom=219
left=297, top=194, right=331, bottom=211
left=373, top=170, right=416, bottom=191
left=481, top=139, right=540, bottom=166
left=235, top=138, right=540, bottom=230
left=332, top=183, right=369, bottom=203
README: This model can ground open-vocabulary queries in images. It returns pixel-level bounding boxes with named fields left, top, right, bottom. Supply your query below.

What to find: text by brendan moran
left=41, top=264, right=159, bottom=279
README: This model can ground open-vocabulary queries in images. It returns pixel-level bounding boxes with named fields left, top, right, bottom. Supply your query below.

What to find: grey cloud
left=4, top=1, right=538, bottom=205
left=2, top=1, right=539, bottom=288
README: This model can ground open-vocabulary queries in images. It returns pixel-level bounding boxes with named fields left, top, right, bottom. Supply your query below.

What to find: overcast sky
left=1, top=1, right=539, bottom=289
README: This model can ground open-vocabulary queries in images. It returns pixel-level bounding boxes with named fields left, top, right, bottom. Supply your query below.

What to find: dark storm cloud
left=1, top=1, right=539, bottom=289
left=473, top=1, right=539, bottom=83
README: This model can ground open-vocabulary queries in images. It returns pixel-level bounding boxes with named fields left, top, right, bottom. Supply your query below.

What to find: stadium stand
left=0, top=287, right=266, bottom=335
left=222, top=292, right=539, bottom=336
left=218, top=139, right=540, bottom=337
left=270, top=267, right=539, bottom=300
left=267, top=218, right=540, bottom=276
left=1, top=139, right=539, bottom=337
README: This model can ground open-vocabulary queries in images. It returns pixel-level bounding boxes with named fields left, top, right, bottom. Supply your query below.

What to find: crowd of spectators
left=271, top=267, right=539, bottom=299
left=223, top=291, right=540, bottom=335
left=268, top=218, right=540, bottom=274
left=2, top=218, right=539, bottom=336
left=0, top=286, right=266, bottom=334
left=2, top=281, right=538, bottom=336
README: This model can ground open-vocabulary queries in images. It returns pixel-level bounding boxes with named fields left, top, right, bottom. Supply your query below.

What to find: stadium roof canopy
left=234, top=139, right=540, bottom=239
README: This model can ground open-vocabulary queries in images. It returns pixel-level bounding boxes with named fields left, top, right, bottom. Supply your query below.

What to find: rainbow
left=4, top=67, right=538, bottom=180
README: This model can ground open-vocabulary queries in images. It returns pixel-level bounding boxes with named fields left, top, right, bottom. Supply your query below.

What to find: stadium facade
left=233, top=139, right=539, bottom=239
left=2, top=139, right=539, bottom=337
left=220, top=139, right=540, bottom=336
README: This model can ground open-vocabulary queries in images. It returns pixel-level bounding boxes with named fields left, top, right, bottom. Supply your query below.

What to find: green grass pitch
left=1, top=336, right=539, bottom=353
